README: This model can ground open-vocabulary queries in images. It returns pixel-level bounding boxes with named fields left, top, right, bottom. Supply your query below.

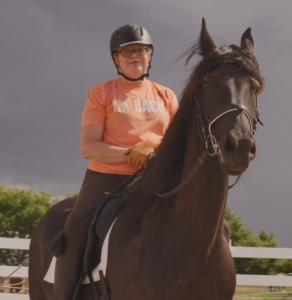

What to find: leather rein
left=150, top=69, right=263, bottom=199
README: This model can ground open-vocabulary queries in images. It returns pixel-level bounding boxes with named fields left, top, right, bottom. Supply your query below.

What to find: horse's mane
left=117, top=42, right=264, bottom=234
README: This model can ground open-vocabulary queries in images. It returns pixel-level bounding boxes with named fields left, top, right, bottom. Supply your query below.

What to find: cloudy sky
left=1, top=0, right=292, bottom=247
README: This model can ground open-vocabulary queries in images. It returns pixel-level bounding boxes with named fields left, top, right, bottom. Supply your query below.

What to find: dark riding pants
left=64, top=169, right=130, bottom=249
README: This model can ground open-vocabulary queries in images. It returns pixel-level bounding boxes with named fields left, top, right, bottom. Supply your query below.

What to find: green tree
left=225, top=206, right=279, bottom=275
left=275, top=260, right=292, bottom=275
left=66, top=191, right=79, bottom=198
left=0, top=184, right=59, bottom=265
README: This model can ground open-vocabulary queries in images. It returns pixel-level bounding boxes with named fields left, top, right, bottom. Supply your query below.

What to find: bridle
left=195, top=81, right=263, bottom=157
left=150, top=62, right=264, bottom=198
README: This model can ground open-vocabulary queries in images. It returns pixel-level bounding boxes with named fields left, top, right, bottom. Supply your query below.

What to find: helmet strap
left=115, top=64, right=151, bottom=82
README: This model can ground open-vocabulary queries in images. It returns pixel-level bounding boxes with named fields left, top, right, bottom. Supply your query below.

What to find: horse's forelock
left=182, top=42, right=264, bottom=97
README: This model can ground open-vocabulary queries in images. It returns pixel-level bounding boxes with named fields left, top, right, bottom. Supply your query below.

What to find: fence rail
left=1, top=237, right=292, bottom=299
left=0, top=293, right=29, bottom=299
left=230, top=246, right=292, bottom=259
left=0, top=238, right=30, bottom=299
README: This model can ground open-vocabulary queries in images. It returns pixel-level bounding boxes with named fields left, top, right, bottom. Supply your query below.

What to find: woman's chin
left=122, top=69, right=146, bottom=79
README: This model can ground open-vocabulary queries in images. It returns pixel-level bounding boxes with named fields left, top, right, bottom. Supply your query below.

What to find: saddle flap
left=83, top=195, right=122, bottom=277
left=47, top=227, right=64, bottom=258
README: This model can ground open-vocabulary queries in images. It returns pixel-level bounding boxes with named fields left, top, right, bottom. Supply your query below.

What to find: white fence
left=230, top=245, right=292, bottom=287
left=0, top=238, right=30, bottom=300
left=0, top=237, right=292, bottom=299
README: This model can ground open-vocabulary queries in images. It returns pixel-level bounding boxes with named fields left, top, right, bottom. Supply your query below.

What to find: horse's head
left=184, top=19, right=264, bottom=175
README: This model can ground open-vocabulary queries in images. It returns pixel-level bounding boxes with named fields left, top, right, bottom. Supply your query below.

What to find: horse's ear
left=241, top=28, right=254, bottom=54
left=199, top=18, right=216, bottom=57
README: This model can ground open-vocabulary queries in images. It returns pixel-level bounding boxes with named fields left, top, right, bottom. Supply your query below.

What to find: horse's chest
left=113, top=243, right=235, bottom=300
left=109, top=221, right=236, bottom=299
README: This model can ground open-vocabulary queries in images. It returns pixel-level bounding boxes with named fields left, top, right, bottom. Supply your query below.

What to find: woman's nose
left=130, top=50, right=139, bottom=57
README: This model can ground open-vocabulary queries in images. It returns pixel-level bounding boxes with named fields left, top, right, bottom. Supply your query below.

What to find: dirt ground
left=233, top=285, right=292, bottom=299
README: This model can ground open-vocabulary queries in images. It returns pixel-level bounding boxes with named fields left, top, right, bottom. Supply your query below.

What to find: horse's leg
left=223, top=220, right=231, bottom=243
left=29, top=197, right=78, bottom=300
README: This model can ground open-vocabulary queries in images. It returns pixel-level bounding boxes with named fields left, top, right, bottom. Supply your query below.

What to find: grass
left=233, top=286, right=292, bottom=299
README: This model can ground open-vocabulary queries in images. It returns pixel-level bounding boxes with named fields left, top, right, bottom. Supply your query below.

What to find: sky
left=1, top=0, right=292, bottom=247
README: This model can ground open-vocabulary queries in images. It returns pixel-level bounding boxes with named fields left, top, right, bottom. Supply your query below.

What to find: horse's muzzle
left=219, top=132, right=256, bottom=175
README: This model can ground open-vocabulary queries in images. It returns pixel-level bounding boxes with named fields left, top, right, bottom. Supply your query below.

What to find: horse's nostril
left=225, top=136, right=236, bottom=154
left=250, top=142, right=256, bottom=155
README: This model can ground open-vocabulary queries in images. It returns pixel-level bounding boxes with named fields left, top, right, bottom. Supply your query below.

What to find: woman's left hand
left=124, top=139, right=160, bottom=169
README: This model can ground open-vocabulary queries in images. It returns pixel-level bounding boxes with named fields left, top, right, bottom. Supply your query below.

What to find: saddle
left=84, top=174, right=141, bottom=276
left=45, top=194, right=122, bottom=300
left=46, top=172, right=142, bottom=300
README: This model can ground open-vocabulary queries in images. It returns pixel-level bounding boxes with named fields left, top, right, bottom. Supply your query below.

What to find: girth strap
left=99, top=270, right=110, bottom=300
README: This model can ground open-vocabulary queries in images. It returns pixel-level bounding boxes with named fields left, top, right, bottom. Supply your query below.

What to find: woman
left=53, top=24, right=178, bottom=300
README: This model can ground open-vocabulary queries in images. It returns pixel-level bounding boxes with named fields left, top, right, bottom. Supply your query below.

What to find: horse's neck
left=173, top=116, right=229, bottom=249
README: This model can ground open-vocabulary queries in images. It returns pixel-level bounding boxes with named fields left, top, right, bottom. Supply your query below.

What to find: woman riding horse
left=53, top=24, right=178, bottom=299
left=29, top=19, right=264, bottom=300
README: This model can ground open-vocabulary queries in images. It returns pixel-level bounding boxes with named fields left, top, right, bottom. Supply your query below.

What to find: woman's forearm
left=81, top=125, right=161, bottom=166
left=81, top=140, right=129, bottom=164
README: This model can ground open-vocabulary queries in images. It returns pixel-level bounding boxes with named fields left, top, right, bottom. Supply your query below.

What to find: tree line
left=0, top=184, right=291, bottom=275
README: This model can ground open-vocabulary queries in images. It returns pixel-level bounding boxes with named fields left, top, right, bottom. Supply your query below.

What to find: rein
left=149, top=148, right=209, bottom=199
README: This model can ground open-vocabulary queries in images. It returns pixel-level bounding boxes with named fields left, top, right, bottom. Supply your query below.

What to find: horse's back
left=29, top=197, right=77, bottom=300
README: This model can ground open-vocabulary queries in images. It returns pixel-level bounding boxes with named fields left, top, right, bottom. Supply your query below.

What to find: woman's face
left=114, top=44, right=152, bottom=79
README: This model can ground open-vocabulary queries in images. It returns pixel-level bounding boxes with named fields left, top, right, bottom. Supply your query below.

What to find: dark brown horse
left=29, top=19, right=264, bottom=300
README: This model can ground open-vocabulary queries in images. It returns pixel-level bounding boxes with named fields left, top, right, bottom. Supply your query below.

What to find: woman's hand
left=124, top=139, right=160, bottom=169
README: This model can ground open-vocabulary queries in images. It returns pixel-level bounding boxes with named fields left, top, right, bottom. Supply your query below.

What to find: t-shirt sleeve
left=81, top=86, right=107, bottom=127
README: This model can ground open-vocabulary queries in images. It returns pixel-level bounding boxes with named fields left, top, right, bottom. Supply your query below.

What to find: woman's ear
left=148, top=52, right=152, bottom=63
left=114, top=54, right=119, bottom=66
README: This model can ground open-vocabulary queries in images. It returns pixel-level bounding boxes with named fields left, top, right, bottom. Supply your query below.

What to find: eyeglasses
left=118, top=48, right=149, bottom=57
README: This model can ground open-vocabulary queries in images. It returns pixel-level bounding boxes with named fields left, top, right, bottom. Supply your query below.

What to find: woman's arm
left=81, top=124, right=160, bottom=168
left=81, top=124, right=129, bottom=164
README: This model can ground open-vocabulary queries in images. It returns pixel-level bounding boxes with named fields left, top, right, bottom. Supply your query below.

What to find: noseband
left=195, top=84, right=263, bottom=156
left=150, top=62, right=263, bottom=198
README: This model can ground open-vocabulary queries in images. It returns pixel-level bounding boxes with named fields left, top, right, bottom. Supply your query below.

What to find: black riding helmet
left=110, top=24, right=153, bottom=81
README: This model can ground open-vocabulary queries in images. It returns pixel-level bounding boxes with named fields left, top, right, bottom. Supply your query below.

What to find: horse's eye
left=255, top=88, right=260, bottom=95
left=202, top=82, right=208, bottom=89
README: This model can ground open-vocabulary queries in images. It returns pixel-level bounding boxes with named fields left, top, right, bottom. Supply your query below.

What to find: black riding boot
left=53, top=244, right=84, bottom=300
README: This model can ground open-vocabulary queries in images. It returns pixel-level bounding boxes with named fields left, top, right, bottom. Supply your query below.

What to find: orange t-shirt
left=81, top=78, right=179, bottom=175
